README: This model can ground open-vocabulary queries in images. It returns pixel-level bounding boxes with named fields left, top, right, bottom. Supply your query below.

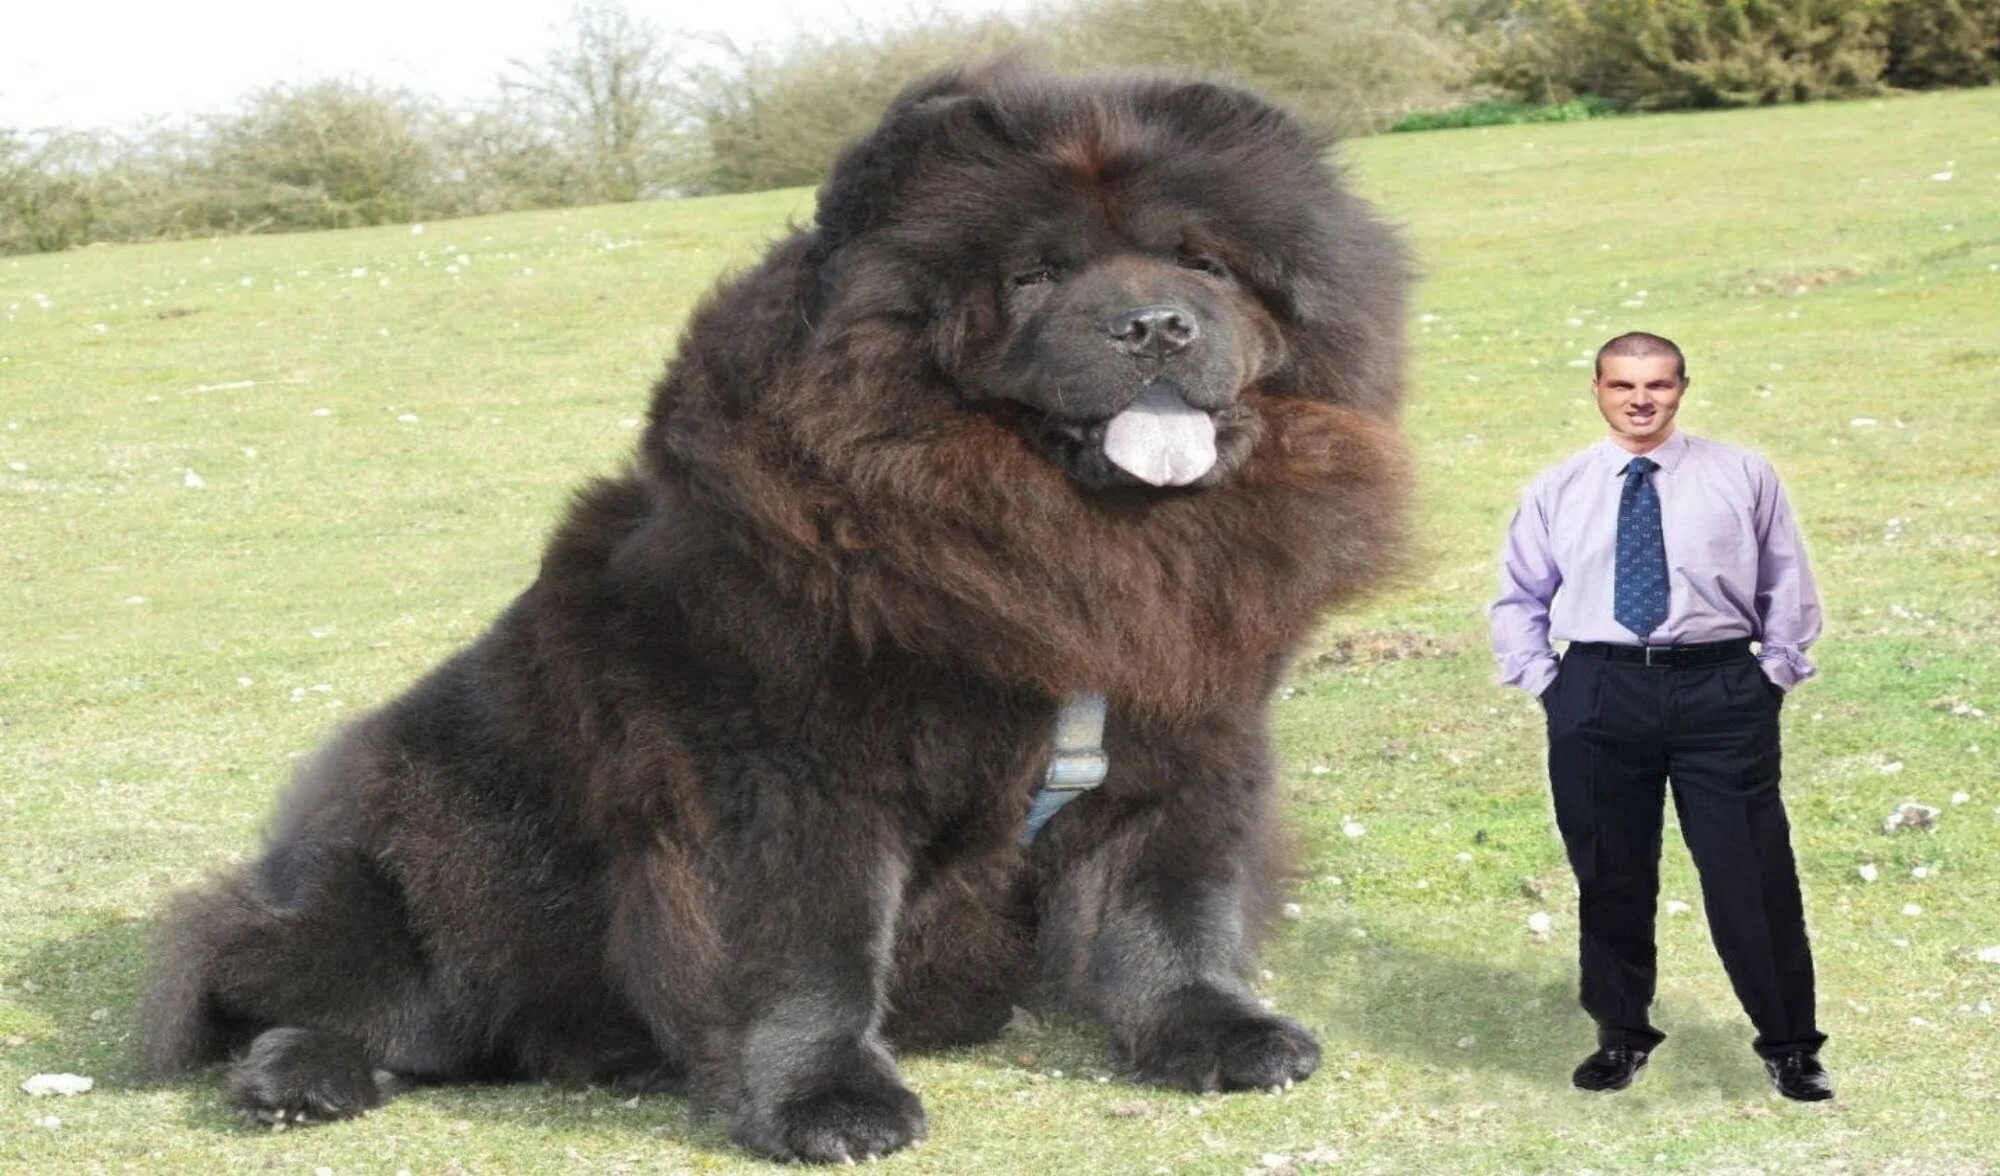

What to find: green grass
left=1389, top=96, right=1627, bottom=133
left=4, top=87, right=1999, bottom=1172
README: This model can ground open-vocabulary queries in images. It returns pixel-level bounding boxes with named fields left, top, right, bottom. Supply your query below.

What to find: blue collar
left=1022, top=692, right=1108, bottom=844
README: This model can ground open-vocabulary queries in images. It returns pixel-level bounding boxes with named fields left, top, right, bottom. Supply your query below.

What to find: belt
left=1565, top=638, right=1753, bottom=668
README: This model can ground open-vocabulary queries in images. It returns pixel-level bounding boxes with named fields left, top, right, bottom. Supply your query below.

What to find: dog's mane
left=627, top=69, right=1410, bottom=720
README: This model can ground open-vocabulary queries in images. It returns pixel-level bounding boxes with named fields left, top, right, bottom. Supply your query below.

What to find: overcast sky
left=1, top=0, right=1041, bottom=131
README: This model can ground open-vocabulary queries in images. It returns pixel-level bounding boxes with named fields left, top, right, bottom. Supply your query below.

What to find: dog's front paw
left=1133, top=1011, right=1321, bottom=1093
left=733, top=1074, right=927, bottom=1163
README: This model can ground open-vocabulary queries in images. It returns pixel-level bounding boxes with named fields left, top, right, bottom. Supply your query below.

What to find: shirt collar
left=1597, top=428, right=1690, bottom=476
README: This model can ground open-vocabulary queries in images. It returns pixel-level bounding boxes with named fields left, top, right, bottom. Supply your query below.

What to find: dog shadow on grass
left=1277, top=914, right=1771, bottom=1099
left=9, top=914, right=259, bottom=1134
left=8, top=908, right=1767, bottom=1146
left=6, top=914, right=149, bottom=1084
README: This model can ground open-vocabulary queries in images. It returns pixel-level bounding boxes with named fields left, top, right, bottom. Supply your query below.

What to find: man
left=1490, top=331, right=1832, bottom=1101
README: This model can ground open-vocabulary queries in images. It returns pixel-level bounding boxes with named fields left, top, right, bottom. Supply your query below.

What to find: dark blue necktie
left=1614, top=455, right=1668, bottom=639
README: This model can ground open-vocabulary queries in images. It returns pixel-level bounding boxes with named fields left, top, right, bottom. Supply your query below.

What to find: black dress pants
left=1543, top=644, right=1826, bottom=1059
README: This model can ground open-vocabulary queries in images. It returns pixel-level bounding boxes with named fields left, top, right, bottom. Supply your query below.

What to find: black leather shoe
left=1571, top=1047, right=1648, bottom=1091
left=1763, top=1051, right=1833, bottom=1101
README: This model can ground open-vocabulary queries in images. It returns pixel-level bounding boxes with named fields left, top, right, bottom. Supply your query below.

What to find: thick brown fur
left=140, top=62, right=1412, bottom=1163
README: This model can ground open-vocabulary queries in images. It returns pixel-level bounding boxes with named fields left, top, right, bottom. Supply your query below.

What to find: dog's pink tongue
left=1102, top=388, right=1217, bottom=487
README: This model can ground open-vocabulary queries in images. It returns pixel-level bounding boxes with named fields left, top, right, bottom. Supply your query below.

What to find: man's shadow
left=1270, top=913, right=1770, bottom=1099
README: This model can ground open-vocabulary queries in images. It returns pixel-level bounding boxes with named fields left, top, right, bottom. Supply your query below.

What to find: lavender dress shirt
left=1490, top=430, right=1822, bottom=698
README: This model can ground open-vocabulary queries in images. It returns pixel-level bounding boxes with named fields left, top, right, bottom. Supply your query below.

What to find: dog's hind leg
left=141, top=836, right=456, bottom=1127
left=882, top=860, right=1035, bottom=1051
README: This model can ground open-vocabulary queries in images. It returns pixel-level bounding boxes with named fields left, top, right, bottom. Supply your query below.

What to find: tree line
left=4, top=0, right=1994, bottom=255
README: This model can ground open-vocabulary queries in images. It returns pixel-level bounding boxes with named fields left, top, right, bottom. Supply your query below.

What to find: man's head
left=1593, top=332, right=1687, bottom=452
left=1594, top=331, right=1685, bottom=382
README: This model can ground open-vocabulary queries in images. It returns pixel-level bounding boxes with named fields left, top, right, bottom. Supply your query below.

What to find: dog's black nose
left=1106, top=304, right=1199, bottom=359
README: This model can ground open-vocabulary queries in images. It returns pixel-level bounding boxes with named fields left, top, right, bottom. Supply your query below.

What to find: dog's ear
left=811, top=63, right=1027, bottom=254
left=803, top=65, right=1027, bottom=324
left=1136, top=78, right=1325, bottom=155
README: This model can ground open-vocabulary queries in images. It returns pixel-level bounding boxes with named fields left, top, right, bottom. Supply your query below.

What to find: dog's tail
left=136, top=885, right=236, bottom=1080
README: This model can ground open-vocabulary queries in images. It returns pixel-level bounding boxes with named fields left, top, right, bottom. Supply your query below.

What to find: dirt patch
left=1309, top=629, right=1467, bottom=668
left=1723, top=266, right=1859, bottom=298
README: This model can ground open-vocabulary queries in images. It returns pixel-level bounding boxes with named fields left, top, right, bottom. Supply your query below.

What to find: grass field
left=4, top=86, right=1999, bottom=1173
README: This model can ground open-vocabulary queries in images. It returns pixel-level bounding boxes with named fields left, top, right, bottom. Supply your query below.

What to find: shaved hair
left=1595, top=332, right=1686, bottom=381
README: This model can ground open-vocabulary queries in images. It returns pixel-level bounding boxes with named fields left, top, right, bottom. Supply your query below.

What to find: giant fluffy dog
left=142, top=63, right=1410, bottom=1162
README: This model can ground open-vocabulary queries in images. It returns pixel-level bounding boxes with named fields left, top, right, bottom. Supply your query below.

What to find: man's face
left=1593, top=353, right=1686, bottom=449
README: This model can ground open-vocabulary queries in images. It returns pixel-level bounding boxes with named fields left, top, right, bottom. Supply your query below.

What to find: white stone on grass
left=1664, top=900, right=1691, bottom=916
left=22, top=1073, right=93, bottom=1096
left=1858, top=864, right=1879, bottom=882
left=1527, top=912, right=1552, bottom=934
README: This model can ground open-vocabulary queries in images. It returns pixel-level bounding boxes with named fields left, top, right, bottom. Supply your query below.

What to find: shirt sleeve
left=1752, top=463, right=1823, bottom=691
left=1491, top=480, right=1562, bottom=697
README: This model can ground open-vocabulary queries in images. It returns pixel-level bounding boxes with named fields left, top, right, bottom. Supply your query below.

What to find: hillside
left=3, top=86, right=1998, bottom=1172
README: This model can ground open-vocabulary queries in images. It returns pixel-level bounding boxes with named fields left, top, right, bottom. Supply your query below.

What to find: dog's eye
left=1177, top=254, right=1228, bottom=278
left=1011, top=266, right=1058, bottom=288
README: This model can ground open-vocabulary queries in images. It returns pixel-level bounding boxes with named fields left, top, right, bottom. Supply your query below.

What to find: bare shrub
left=500, top=0, right=694, bottom=202
left=1042, top=0, right=1470, bottom=136
left=177, top=80, right=440, bottom=233
left=680, top=14, right=1025, bottom=194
